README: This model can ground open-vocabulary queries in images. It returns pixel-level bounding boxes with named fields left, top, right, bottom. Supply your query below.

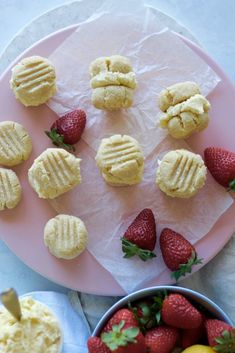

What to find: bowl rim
left=93, top=285, right=233, bottom=336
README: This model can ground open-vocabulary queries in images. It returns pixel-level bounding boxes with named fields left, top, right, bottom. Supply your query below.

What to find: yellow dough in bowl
left=28, top=148, right=81, bottom=199
left=0, top=121, right=32, bottom=167
left=158, top=81, right=210, bottom=139
left=156, top=149, right=207, bottom=198
left=44, top=214, right=88, bottom=260
left=90, top=55, right=137, bottom=110
left=0, top=296, right=62, bottom=353
left=96, top=134, right=144, bottom=186
left=0, top=168, right=22, bottom=210
left=10, top=55, right=56, bottom=106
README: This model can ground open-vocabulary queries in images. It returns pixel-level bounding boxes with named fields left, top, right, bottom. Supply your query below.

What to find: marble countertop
left=0, top=0, right=235, bottom=298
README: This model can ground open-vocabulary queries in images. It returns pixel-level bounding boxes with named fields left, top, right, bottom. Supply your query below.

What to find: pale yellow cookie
left=96, top=134, right=144, bottom=186
left=156, top=149, right=206, bottom=198
left=44, top=214, right=88, bottom=260
left=160, top=94, right=210, bottom=139
left=158, top=82, right=210, bottom=139
left=158, top=81, right=200, bottom=112
left=90, top=55, right=136, bottom=110
left=0, top=121, right=32, bottom=167
left=92, top=86, right=134, bottom=110
left=28, top=148, right=81, bottom=199
left=0, top=168, right=22, bottom=210
left=90, top=72, right=137, bottom=89
left=89, top=55, right=133, bottom=77
left=10, top=55, right=56, bottom=107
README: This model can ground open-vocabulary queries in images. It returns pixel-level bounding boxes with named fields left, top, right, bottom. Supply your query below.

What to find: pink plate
left=0, top=26, right=235, bottom=295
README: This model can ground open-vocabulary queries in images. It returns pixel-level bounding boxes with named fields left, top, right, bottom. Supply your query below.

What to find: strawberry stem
left=214, top=329, right=235, bottom=352
left=101, top=320, right=139, bottom=350
left=121, top=238, right=156, bottom=262
left=45, top=129, right=75, bottom=152
left=228, top=179, right=235, bottom=192
left=171, top=251, right=203, bottom=281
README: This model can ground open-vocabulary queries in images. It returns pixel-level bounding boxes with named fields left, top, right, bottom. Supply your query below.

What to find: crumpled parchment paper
left=47, top=4, right=233, bottom=292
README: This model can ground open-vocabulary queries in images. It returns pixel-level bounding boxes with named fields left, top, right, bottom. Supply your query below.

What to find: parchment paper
left=46, top=5, right=233, bottom=292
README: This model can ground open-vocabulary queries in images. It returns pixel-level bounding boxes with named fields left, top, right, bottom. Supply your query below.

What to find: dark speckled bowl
left=93, top=286, right=233, bottom=336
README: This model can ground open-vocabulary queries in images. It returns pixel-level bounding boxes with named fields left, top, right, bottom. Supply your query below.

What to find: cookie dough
left=0, top=121, right=32, bottom=167
left=28, top=148, right=81, bottom=199
left=0, top=296, right=61, bottom=353
left=156, top=149, right=207, bottom=198
left=158, top=82, right=210, bottom=139
left=0, top=168, right=22, bottom=210
left=96, top=134, right=144, bottom=186
left=89, top=55, right=137, bottom=110
left=10, top=55, right=56, bottom=107
left=44, top=214, right=88, bottom=260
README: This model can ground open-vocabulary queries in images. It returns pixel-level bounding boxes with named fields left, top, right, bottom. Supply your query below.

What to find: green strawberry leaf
left=214, top=329, right=235, bottom=353
left=228, top=179, right=235, bottom=192
left=45, top=129, right=75, bottom=152
left=171, top=251, right=203, bottom=282
left=101, top=320, right=139, bottom=350
left=121, top=238, right=156, bottom=262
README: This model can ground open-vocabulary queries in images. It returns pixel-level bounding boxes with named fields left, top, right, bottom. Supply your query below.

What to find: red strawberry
left=205, top=319, right=235, bottom=351
left=145, top=326, right=179, bottom=353
left=103, top=309, right=138, bottom=333
left=121, top=209, right=157, bottom=261
left=204, top=147, right=235, bottom=190
left=87, top=336, right=111, bottom=353
left=182, top=319, right=206, bottom=348
left=45, top=109, right=86, bottom=151
left=161, top=293, right=203, bottom=329
left=101, top=320, right=146, bottom=353
left=160, top=228, right=202, bottom=281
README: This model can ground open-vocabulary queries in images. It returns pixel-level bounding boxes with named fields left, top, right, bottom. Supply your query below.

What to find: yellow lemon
left=182, top=345, right=215, bottom=353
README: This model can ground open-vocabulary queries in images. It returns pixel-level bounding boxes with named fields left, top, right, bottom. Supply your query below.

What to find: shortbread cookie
left=89, top=55, right=133, bottom=77
left=90, top=55, right=137, bottom=110
left=10, top=55, right=56, bottom=107
left=91, top=86, right=134, bottom=110
left=160, top=94, right=210, bottom=139
left=0, top=121, right=32, bottom=167
left=0, top=168, right=22, bottom=210
left=44, top=214, right=88, bottom=259
left=158, top=82, right=210, bottom=139
left=90, top=72, right=137, bottom=89
left=28, top=148, right=81, bottom=199
left=156, top=149, right=207, bottom=198
left=96, top=134, right=144, bottom=186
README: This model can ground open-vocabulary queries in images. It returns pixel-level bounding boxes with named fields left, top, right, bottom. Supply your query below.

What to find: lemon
left=182, top=345, right=215, bottom=353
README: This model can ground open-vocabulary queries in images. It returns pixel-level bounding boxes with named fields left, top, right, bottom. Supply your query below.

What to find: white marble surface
left=0, top=0, right=235, bottom=312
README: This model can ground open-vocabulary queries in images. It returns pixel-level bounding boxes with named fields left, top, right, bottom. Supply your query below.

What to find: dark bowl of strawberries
left=88, top=286, right=234, bottom=353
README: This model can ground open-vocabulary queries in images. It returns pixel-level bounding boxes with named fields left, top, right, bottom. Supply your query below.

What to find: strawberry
left=101, top=320, right=146, bottom=353
left=160, top=228, right=202, bottom=281
left=161, top=293, right=203, bottom=329
left=182, top=319, right=206, bottom=348
left=87, top=336, right=111, bottom=353
left=204, top=147, right=235, bottom=191
left=129, top=291, right=167, bottom=333
left=121, top=209, right=157, bottom=261
left=205, top=319, right=235, bottom=352
left=103, top=309, right=138, bottom=333
left=45, top=109, right=86, bottom=151
left=145, top=326, right=179, bottom=353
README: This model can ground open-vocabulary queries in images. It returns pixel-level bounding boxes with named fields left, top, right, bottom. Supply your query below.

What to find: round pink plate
left=0, top=26, right=235, bottom=295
